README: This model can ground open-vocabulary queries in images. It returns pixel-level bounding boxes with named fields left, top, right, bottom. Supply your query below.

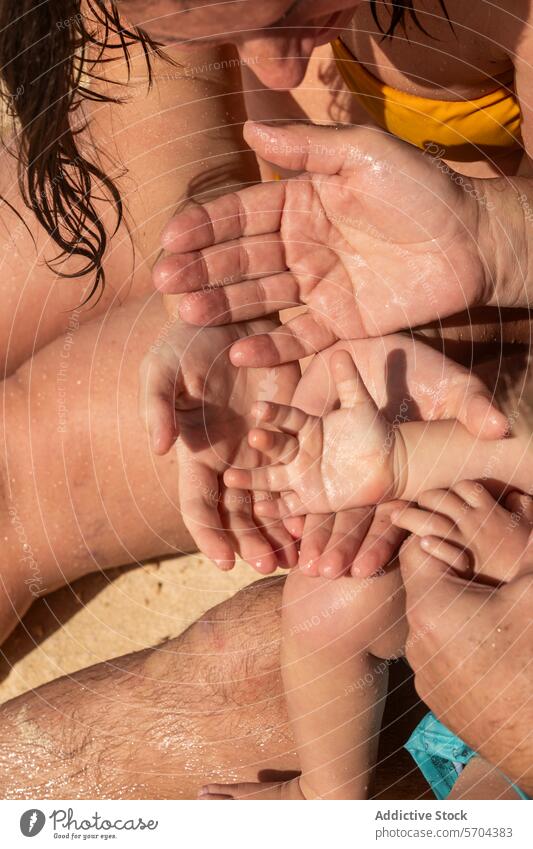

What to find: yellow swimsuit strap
left=331, top=38, right=522, bottom=161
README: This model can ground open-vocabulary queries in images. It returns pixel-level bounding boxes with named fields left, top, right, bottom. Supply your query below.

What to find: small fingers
left=279, top=491, right=307, bottom=516
left=504, top=491, right=533, bottom=524
left=252, top=400, right=310, bottom=435
left=224, top=463, right=290, bottom=493
left=419, top=536, right=471, bottom=574
left=417, top=488, right=468, bottom=519
left=462, top=391, right=509, bottom=441
left=331, top=350, right=372, bottom=409
left=391, top=505, right=457, bottom=541
left=138, top=352, right=180, bottom=454
left=254, top=494, right=307, bottom=523
left=248, top=428, right=299, bottom=464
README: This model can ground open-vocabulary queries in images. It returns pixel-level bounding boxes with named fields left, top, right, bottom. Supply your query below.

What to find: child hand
left=392, top=482, right=532, bottom=583
left=224, top=351, right=402, bottom=514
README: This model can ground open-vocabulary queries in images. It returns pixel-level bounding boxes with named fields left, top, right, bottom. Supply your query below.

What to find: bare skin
left=224, top=351, right=533, bottom=515
left=207, top=355, right=533, bottom=799
left=401, top=535, right=533, bottom=797
left=200, top=532, right=529, bottom=800
left=0, top=27, right=502, bottom=639
left=0, top=578, right=297, bottom=799
left=392, top=482, right=533, bottom=583
left=0, top=38, right=308, bottom=642
left=148, top=0, right=533, bottom=359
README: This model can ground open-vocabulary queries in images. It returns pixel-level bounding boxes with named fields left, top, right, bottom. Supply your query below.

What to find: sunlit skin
left=284, top=333, right=507, bottom=578
left=198, top=489, right=533, bottom=800
left=118, top=0, right=359, bottom=88
left=224, top=351, right=532, bottom=519
left=157, top=120, right=527, bottom=367
left=139, top=0, right=531, bottom=571
left=400, top=535, right=533, bottom=797
left=393, top=482, right=533, bottom=583
left=118, top=2, right=531, bottom=798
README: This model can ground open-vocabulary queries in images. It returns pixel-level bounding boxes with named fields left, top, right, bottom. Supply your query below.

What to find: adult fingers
left=220, top=489, right=277, bottom=575
left=177, top=447, right=235, bottom=570
left=252, top=492, right=299, bottom=569
left=229, top=312, right=337, bottom=367
left=179, top=274, right=301, bottom=326
left=138, top=349, right=182, bottom=455
left=244, top=121, right=370, bottom=176
left=298, top=513, right=335, bottom=577
left=160, top=182, right=286, bottom=254
left=153, top=232, right=287, bottom=294
left=317, top=508, right=375, bottom=579
left=352, top=501, right=408, bottom=577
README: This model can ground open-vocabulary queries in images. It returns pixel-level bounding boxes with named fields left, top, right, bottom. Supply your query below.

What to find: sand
left=0, top=554, right=256, bottom=701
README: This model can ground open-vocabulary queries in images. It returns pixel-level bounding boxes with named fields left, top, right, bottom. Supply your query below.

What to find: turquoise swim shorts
left=405, top=712, right=530, bottom=801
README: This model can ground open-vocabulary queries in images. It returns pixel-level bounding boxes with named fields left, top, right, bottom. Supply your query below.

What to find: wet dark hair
left=370, top=0, right=451, bottom=39
left=0, top=1, right=163, bottom=301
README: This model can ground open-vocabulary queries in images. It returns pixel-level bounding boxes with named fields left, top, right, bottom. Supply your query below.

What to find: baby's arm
left=395, top=419, right=531, bottom=502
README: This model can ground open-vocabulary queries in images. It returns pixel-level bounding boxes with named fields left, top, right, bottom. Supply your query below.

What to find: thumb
left=138, top=350, right=182, bottom=455
left=244, top=121, right=368, bottom=175
left=462, top=390, right=509, bottom=440
left=331, top=350, right=376, bottom=411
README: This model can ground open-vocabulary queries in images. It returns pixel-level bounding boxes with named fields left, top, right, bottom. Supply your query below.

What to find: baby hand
left=224, top=352, right=402, bottom=514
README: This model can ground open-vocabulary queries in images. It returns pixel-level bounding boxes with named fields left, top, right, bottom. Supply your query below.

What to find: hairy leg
left=202, top=564, right=407, bottom=800
left=0, top=295, right=194, bottom=643
left=0, top=578, right=298, bottom=799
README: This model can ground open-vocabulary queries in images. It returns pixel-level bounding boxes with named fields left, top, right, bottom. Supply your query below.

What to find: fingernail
left=254, top=558, right=275, bottom=574
left=214, top=559, right=234, bottom=571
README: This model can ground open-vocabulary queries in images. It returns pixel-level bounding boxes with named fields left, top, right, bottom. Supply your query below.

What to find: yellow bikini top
left=331, top=38, right=522, bottom=161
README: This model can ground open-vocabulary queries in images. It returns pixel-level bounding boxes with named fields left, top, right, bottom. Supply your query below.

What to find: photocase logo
left=20, top=809, right=46, bottom=837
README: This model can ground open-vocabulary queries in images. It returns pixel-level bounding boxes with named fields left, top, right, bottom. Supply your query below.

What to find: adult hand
left=139, top=318, right=301, bottom=572
left=255, top=334, right=507, bottom=579
left=400, top=536, right=533, bottom=796
left=155, top=122, right=492, bottom=366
